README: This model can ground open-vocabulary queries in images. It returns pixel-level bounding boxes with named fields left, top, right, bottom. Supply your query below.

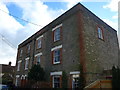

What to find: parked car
left=0, top=84, right=9, bottom=90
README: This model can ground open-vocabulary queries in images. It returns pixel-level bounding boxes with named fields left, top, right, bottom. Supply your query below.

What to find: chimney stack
left=9, top=62, right=11, bottom=66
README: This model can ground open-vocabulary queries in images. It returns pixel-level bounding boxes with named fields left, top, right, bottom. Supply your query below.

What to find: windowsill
left=25, top=68, right=28, bottom=70
left=36, top=47, right=42, bottom=51
left=19, top=56, right=22, bottom=58
left=53, top=62, right=60, bottom=65
left=53, top=39, right=60, bottom=43
left=26, top=53, right=30, bottom=56
left=98, top=38, right=104, bottom=41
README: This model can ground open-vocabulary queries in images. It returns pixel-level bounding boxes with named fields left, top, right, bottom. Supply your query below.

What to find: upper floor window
left=25, top=57, right=29, bottom=70
left=51, top=45, right=62, bottom=64
left=53, top=49, right=60, bottom=64
left=97, top=27, right=104, bottom=40
left=27, top=44, right=30, bottom=53
left=36, top=55, right=41, bottom=64
left=52, top=24, right=62, bottom=42
left=35, top=53, right=42, bottom=64
left=17, top=60, right=22, bottom=71
left=37, top=39, right=41, bottom=49
left=54, top=28, right=60, bottom=42
left=36, top=35, right=43, bottom=49
left=20, top=50, right=23, bottom=57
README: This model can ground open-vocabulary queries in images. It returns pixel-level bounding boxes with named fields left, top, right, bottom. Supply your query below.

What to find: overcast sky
left=0, top=0, right=119, bottom=66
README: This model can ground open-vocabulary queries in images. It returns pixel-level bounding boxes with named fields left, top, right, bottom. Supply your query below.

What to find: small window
left=15, top=76, right=19, bottom=86
left=17, top=61, right=21, bottom=71
left=98, top=27, right=104, bottom=40
left=53, top=76, right=60, bottom=88
left=37, top=39, right=42, bottom=49
left=25, top=58, right=29, bottom=70
left=72, top=75, right=79, bottom=89
left=36, top=55, right=41, bottom=64
left=15, top=77, right=18, bottom=86
left=27, top=44, right=30, bottom=53
left=53, top=49, right=61, bottom=64
left=20, top=50, right=23, bottom=57
left=54, top=28, right=61, bottom=42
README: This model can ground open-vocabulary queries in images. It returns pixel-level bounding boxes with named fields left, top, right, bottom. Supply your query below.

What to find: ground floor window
left=15, top=75, right=20, bottom=86
left=72, top=74, right=79, bottom=89
left=53, top=76, right=61, bottom=88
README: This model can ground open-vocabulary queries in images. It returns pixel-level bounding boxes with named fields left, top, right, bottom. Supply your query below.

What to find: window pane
left=98, top=27, right=103, bottom=39
left=54, top=28, right=60, bottom=41
left=25, top=59, right=29, bottom=69
left=28, top=45, right=30, bottom=53
left=72, top=75, right=79, bottom=89
left=37, top=56, right=40, bottom=64
left=37, top=39, right=41, bottom=48
left=54, top=49, right=60, bottom=63
left=17, top=62, right=20, bottom=71
left=20, top=50, right=23, bottom=57
left=53, top=76, right=60, bottom=88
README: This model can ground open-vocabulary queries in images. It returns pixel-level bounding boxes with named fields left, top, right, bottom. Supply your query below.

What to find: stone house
left=14, top=3, right=119, bottom=88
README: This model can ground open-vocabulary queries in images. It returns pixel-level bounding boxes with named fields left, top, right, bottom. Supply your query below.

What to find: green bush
left=112, top=66, right=120, bottom=89
left=28, top=64, right=45, bottom=82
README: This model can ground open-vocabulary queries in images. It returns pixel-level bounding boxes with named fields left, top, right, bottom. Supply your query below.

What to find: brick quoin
left=77, top=10, right=86, bottom=84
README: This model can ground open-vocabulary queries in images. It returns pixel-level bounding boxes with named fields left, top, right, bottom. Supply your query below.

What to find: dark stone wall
left=36, top=13, right=81, bottom=81
left=80, top=6, right=119, bottom=84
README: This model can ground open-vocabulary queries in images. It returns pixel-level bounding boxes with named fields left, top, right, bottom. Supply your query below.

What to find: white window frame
left=15, top=75, right=20, bottom=86
left=54, top=28, right=61, bottom=42
left=51, top=45, right=62, bottom=64
left=50, top=71, right=62, bottom=76
left=20, top=49, right=23, bottom=57
left=50, top=71, right=62, bottom=88
left=98, top=27, right=103, bottom=40
left=36, top=35, right=43, bottom=49
left=53, top=75, right=61, bottom=88
left=17, top=60, right=22, bottom=71
left=72, top=74, right=79, bottom=89
left=25, top=57, right=29, bottom=70
left=51, top=45, right=62, bottom=51
left=37, top=38, right=42, bottom=49
left=37, top=55, right=41, bottom=64
left=52, top=24, right=62, bottom=42
left=35, top=53, right=42, bottom=64
left=53, top=49, right=61, bottom=64
left=52, top=24, right=62, bottom=31
left=70, top=71, right=80, bottom=75
left=70, top=71, right=80, bottom=89
left=27, top=44, right=31, bottom=53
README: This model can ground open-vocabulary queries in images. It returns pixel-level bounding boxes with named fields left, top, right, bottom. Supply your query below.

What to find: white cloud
left=0, top=1, right=65, bottom=66
left=64, top=0, right=82, bottom=9
left=102, top=19, right=120, bottom=48
left=103, top=0, right=120, bottom=47
left=112, top=13, right=118, bottom=19
left=0, top=42, right=17, bottom=66
left=102, top=19, right=118, bottom=31
left=0, top=2, right=23, bottom=66
left=103, top=0, right=120, bottom=12
left=0, top=2, right=23, bottom=35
